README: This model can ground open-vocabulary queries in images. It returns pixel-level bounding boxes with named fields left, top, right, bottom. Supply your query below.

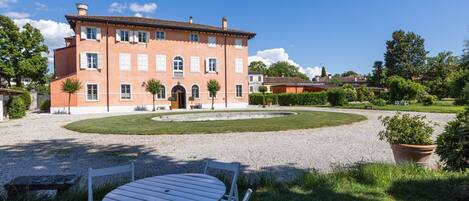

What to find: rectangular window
left=156, top=31, right=165, bottom=40
left=235, top=58, right=243, bottom=73
left=138, top=31, right=147, bottom=43
left=258, top=76, right=262, bottom=82
left=208, top=58, right=217, bottom=72
left=86, top=53, right=98, bottom=69
left=137, top=54, right=148, bottom=71
left=208, top=36, right=216, bottom=47
left=119, top=53, right=131, bottom=71
left=86, top=84, right=98, bottom=101
left=190, top=33, right=199, bottom=42
left=249, top=86, right=254, bottom=92
left=157, top=87, right=166, bottom=99
left=156, top=55, right=166, bottom=72
left=120, top=30, right=130, bottom=42
left=236, top=85, right=243, bottom=97
left=249, top=76, right=253, bottom=82
left=235, top=38, right=243, bottom=49
left=190, top=56, right=200, bottom=72
left=120, top=84, right=131, bottom=100
left=86, top=27, right=97, bottom=40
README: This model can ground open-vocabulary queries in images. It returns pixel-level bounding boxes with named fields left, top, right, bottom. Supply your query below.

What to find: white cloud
left=13, top=18, right=74, bottom=67
left=3, top=11, right=30, bottom=19
left=248, top=48, right=322, bottom=79
left=129, top=2, right=157, bottom=13
left=108, top=2, right=127, bottom=13
left=34, top=2, right=47, bottom=11
left=0, top=0, right=17, bottom=8
left=133, top=12, right=143, bottom=17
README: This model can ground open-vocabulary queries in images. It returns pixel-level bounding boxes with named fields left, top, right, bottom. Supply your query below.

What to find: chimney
left=328, top=74, right=332, bottom=79
left=222, top=17, right=228, bottom=30
left=76, top=3, right=88, bottom=16
left=189, top=16, right=193, bottom=24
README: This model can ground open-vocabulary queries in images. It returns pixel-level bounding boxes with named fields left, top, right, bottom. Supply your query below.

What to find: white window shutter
left=129, top=31, right=134, bottom=43
left=116, top=29, right=121, bottom=42
left=215, top=59, right=219, bottom=72
left=80, top=26, right=86, bottom=39
left=80, top=53, right=87, bottom=69
left=146, top=32, right=150, bottom=43
left=205, top=58, right=209, bottom=72
left=97, top=53, right=103, bottom=69
left=190, top=56, right=200, bottom=72
left=96, top=28, right=101, bottom=41
left=156, top=55, right=166, bottom=72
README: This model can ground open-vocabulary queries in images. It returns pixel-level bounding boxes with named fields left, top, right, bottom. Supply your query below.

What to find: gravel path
left=0, top=107, right=455, bottom=185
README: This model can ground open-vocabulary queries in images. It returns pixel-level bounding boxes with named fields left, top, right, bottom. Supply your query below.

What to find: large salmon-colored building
left=51, top=3, right=256, bottom=114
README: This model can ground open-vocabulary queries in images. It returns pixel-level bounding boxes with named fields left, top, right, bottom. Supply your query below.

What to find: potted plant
left=168, top=96, right=176, bottom=110
left=265, top=97, right=273, bottom=107
left=378, top=113, right=437, bottom=167
left=188, top=96, right=195, bottom=109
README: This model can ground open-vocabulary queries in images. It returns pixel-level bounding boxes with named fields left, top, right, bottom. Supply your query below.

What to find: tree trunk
left=262, top=93, right=266, bottom=108
left=211, top=96, right=214, bottom=110
left=152, top=94, right=156, bottom=111
left=15, top=76, right=22, bottom=88
left=68, top=93, right=71, bottom=115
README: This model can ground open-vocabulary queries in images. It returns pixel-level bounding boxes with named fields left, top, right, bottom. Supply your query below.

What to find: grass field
left=64, top=110, right=367, bottom=135
left=322, top=100, right=465, bottom=114
left=3, top=163, right=468, bottom=201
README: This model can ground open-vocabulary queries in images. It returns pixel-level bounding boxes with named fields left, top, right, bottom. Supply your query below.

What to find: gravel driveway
left=0, top=107, right=455, bottom=185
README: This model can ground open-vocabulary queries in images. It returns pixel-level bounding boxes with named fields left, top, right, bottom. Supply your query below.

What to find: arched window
left=157, top=85, right=166, bottom=99
left=191, top=85, right=199, bottom=98
left=173, top=56, right=183, bottom=77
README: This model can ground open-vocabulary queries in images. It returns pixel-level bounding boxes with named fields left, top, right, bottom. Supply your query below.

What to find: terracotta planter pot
left=391, top=144, right=436, bottom=167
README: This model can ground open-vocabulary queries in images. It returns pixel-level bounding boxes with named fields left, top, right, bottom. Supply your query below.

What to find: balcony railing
left=173, top=71, right=184, bottom=78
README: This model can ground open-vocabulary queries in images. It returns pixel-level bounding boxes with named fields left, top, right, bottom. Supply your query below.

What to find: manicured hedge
left=277, top=92, right=328, bottom=106
left=249, top=93, right=279, bottom=105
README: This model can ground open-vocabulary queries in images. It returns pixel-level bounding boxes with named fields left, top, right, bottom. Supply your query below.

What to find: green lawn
left=321, top=100, right=465, bottom=113
left=64, top=110, right=367, bottom=135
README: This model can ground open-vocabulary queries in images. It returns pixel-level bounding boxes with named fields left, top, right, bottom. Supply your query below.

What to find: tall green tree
left=423, top=51, right=459, bottom=99
left=266, top=61, right=309, bottom=80
left=384, top=30, right=428, bottom=79
left=341, top=70, right=358, bottom=77
left=61, top=78, right=82, bottom=115
left=0, top=15, right=20, bottom=87
left=143, top=78, right=163, bottom=111
left=248, top=61, right=268, bottom=74
left=369, top=61, right=386, bottom=87
left=321, top=66, right=327, bottom=77
left=461, top=41, right=469, bottom=70
left=447, top=69, right=469, bottom=105
left=207, top=79, right=220, bottom=110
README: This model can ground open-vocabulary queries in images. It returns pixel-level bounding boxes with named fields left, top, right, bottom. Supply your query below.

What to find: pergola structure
left=0, top=88, right=24, bottom=121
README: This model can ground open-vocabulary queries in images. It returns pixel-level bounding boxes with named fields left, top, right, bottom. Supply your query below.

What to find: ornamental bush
left=8, top=96, right=26, bottom=119
left=327, top=88, right=348, bottom=106
left=342, top=84, right=357, bottom=102
left=436, top=106, right=469, bottom=171
left=249, top=93, right=278, bottom=105
left=387, top=76, right=427, bottom=101
left=356, top=86, right=375, bottom=102
left=378, top=113, right=435, bottom=145
left=11, top=87, right=31, bottom=110
left=371, top=98, right=386, bottom=106
left=39, top=100, right=50, bottom=112
left=419, top=95, right=436, bottom=106
left=277, top=92, right=327, bottom=106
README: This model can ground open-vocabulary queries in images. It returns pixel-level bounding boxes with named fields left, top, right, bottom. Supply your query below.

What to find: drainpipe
left=106, top=22, right=110, bottom=112
left=224, top=35, right=228, bottom=108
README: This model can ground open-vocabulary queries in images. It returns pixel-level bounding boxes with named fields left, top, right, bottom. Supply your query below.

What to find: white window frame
left=173, top=56, right=184, bottom=77
left=190, top=56, right=200, bottom=72
left=249, top=76, right=253, bottom=82
left=120, top=83, right=132, bottom=101
left=235, top=58, right=243, bottom=73
left=86, top=52, right=98, bottom=69
left=117, top=29, right=130, bottom=42
left=137, top=31, right=148, bottom=43
left=191, top=84, right=200, bottom=99
left=235, top=84, right=243, bottom=98
left=249, top=86, right=254, bottom=92
left=156, top=54, right=166, bottom=72
left=207, top=57, right=217, bottom=73
left=235, top=38, right=243, bottom=49
left=208, top=36, right=216, bottom=47
left=156, top=31, right=165, bottom=40
left=137, top=54, right=148, bottom=71
left=85, top=83, right=99, bottom=102
left=190, top=33, right=199, bottom=42
left=156, top=85, right=166, bottom=100
left=86, top=27, right=97, bottom=40
left=119, top=53, right=131, bottom=71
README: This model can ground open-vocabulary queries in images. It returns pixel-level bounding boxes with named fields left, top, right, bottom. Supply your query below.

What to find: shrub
left=387, top=76, right=427, bottom=101
left=371, top=98, right=386, bottom=106
left=249, top=93, right=278, bottom=105
left=378, top=113, right=435, bottom=145
left=419, top=95, right=436, bottom=106
left=436, top=106, right=469, bottom=171
left=277, top=92, right=327, bottom=106
left=342, top=84, right=357, bottom=102
left=39, top=100, right=50, bottom=112
left=327, top=88, right=348, bottom=106
left=356, top=86, right=375, bottom=102
left=11, top=86, right=31, bottom=110
left=7, top=96, right=26, bottom=119
left=447, top=69, right=469, bottom=105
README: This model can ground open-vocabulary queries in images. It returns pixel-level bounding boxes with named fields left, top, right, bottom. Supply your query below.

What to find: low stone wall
left=153, top=111, right=297, bottom=122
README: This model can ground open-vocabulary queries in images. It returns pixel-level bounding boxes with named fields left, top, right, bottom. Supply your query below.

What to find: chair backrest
left=242, top=189, right=253, bottom=201
left=88, top=163, right=134, bottom=201
left=204, top=161, right=240, bottom=201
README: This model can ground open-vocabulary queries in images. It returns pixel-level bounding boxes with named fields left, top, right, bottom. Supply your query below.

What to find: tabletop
left=102, top=173, right=226, bottom=201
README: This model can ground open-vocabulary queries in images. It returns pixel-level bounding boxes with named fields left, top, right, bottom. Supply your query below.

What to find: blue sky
left=2, top=0, right=469, bottom=77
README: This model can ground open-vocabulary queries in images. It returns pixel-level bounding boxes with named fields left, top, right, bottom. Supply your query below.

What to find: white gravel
left=0, top=107, right=455, bottom=185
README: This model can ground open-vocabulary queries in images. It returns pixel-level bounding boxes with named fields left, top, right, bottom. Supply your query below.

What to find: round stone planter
left=390, top=144, right=436, bottom=167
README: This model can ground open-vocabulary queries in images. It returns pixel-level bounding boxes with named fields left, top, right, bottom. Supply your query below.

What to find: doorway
left=171, top=85, right=186, bottom=109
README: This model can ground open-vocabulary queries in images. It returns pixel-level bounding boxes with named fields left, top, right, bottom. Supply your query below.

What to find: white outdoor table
left=102, top=173, right=226, bottom=201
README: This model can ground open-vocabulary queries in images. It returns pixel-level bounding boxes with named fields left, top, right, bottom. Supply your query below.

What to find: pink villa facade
left=50, top=3, right=256, bottom=114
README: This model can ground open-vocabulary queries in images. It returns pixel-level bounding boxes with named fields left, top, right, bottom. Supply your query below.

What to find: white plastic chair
left=204, top=161, right=241, bottom=201
left=88, top=163, right=134, bottom=201
left=242, top=189, right=253, bottom=201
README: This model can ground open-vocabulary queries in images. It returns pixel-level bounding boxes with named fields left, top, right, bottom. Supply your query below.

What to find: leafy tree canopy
left=369, top=61, right=387, bottom=87
left=321, top=66, right=327, bottom=77
left=422, top=51, right=459, bottom=99
left=266, top=61, right=309, bottom=80
left=341, top=70, right=359, bottom=77
left=248, top=61, right=268, bottom=74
